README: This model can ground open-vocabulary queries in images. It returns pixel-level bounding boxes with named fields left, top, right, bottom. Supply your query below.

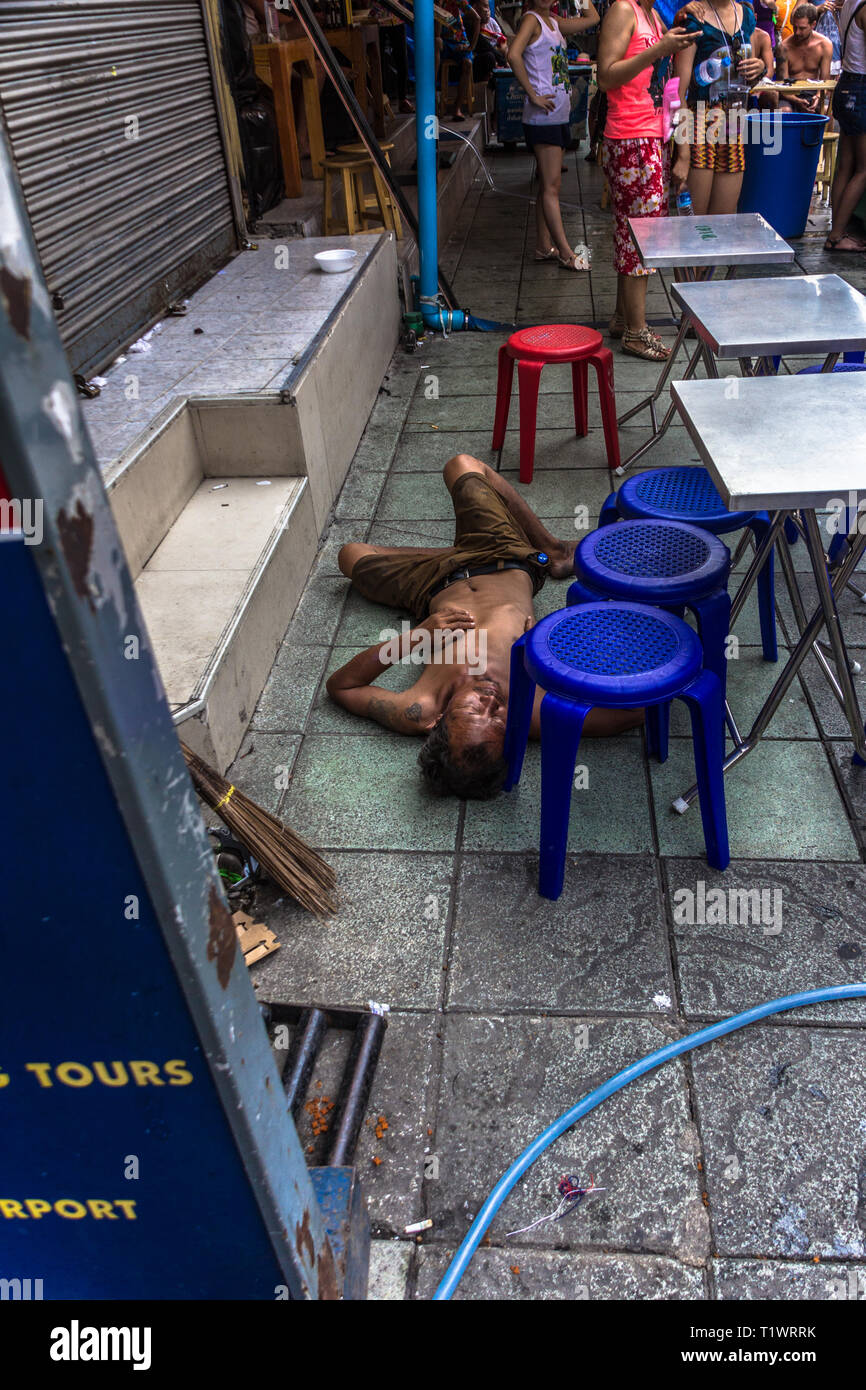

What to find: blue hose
left=432, top=984, right=866, bottom=1300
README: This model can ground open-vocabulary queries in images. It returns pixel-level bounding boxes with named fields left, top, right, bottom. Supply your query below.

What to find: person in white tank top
left=509, top=0, right=600, bottom=267
left=826, top=0, right=866, bottom=248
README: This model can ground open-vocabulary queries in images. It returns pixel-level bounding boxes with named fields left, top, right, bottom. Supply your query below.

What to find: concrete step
left=106, top=398, right=318, bottom=772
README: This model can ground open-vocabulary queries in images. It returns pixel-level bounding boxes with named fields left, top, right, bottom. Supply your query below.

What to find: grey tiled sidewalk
left=241, top=148, right=866, bottom=1299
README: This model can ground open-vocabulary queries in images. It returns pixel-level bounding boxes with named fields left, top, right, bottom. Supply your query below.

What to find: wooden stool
left=337, top=141, right=403, bottom=237
left=322, top=153, right=398, bottom=236
left=253, top=40, right=325, bottom=198
left=328, top=25, right=387, bottom=138
left=816, top=130, right=839, bottom=205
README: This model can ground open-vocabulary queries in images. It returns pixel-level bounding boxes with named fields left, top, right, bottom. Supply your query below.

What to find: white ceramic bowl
left=315, top=249, right=357, bottom=274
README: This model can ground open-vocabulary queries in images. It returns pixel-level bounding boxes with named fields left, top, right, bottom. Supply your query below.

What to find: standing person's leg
left=533, top=141, right=577, bottom=265
left=688, top=168, right=715, bottom=215
left=454, top=56, right=474, bottom=118
left=531, top=141, right=557, bottom=257
left=603, top=137, right=670, bottom=360
left=707, top=170, right=743, bottom=214
left=828, top=131, right=866, bottom=247
left=686, top=103, right=715, bottom=215
left=706, top=120, right=746, bottom=216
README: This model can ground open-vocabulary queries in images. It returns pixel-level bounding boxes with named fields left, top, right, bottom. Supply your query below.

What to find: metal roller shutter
left=0, top=0, right=240, bottom=375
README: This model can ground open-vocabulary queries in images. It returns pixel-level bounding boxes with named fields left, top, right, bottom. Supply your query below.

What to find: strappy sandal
left=557, top=252, right=587, bottom=271
left=608, top=311, right=625, bottom=339
left=824, top=235, right=866, bottom=252
left=622, top=326, right=671, bottom=362
left=533, top=247, right=559, bottom=263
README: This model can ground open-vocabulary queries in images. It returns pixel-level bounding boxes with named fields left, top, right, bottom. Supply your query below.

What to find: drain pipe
left=415, top=0, right=467, bottom=332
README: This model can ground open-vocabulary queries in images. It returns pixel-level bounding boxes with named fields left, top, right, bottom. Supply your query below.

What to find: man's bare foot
left=548, top=540, right=577, bottom=580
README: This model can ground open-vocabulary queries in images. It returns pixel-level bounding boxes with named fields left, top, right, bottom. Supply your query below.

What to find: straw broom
left=181, top=741, right=337, bottom=918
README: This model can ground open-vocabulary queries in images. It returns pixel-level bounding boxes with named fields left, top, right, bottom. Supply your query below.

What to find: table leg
left=615, top=325, right=707, bottom=476
left=672, top=519, right=866, bottom=811
left=802, top=508, right=866, bottom=761
left=271, top=47, right=303, bottom=199
left=617, top=313, right=690, bottom=427
left=728, top=508, right=786, bottom=630
left=615, top=264, right=732, bottom=446
left=775, top=524, right=851, bottom=707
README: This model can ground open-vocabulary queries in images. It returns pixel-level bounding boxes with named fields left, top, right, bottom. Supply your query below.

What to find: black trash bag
left=218, top=0, right=259, bottom=103
left=218, top=0, right=285, bottom=217
left=238, top=95, right=285, bottom=218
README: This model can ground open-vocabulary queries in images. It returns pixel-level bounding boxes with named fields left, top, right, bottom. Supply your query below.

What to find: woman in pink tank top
left=597, top=2, right=697, bottom=358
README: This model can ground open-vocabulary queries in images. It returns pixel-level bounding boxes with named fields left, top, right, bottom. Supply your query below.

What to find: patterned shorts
left=689, top=104, right=746, bottom=174
left=601, top=137, right=669, bottom=277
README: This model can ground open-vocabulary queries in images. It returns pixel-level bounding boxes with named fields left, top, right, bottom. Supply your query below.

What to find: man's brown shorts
left=351, top=472, right=549, bottom=620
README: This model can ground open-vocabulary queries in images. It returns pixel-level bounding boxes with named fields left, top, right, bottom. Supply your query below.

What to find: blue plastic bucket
left=737, top=110, right=828, bottom=239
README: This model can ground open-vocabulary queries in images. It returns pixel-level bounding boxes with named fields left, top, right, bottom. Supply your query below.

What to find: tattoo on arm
left=367, top=696, right=425, bottom=732
left=367, top=696, right=405, bottom=731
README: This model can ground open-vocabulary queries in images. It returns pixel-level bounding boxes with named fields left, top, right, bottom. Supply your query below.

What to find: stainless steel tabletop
left=671, top=374, right=866, bottom=511
left=628, top=213, right=794, bottom=269
left=670, top=274, right=866, bottom=357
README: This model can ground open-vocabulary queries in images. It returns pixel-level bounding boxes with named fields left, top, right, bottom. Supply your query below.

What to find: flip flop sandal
left=557, top=253, right=586, bottom=271
left=622, top=327, right=671, bottom=362
left=534, top=248, right=559, bottom=262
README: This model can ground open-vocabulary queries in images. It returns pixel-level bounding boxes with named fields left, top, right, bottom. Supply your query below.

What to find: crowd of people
left=500, top=0, right=866, bottom=352
left=242, top=0, right=866, bottom=345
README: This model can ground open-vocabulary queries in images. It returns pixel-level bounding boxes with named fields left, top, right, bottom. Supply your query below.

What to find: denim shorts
left=833, top=72, right=866, bottom=137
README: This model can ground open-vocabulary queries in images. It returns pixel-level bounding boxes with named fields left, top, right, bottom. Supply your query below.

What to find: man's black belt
left=427, top=554, right=548, bottom=603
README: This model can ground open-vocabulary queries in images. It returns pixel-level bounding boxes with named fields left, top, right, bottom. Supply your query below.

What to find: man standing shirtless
left=328, top=454, right=638, bottom=799
left=778, top=3, right=832, bottom=108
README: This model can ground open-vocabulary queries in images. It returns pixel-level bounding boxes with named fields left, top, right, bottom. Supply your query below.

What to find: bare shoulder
left=517, top=11, right=542, bottom=36
left=602, top=1, right=638, bottom=36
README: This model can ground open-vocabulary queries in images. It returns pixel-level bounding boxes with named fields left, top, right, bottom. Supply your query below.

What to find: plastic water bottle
left=695, top=53, right=731, bottom=85
left=676, top=189, right=694, bottom=216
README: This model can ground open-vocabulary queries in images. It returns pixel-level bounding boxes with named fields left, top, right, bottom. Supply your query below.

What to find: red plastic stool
left=492, top=324, right=621, bottom=482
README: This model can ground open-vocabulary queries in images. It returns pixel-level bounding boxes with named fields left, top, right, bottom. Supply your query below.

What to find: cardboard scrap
left=232, top=910, right=280, bottom=967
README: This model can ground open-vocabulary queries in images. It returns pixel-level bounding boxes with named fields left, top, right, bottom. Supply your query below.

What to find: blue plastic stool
left=601, top=467, right=778, bottom=663
left=504, top=602, right=730, bottom=899
left=567, top=520, right=732, bottom=760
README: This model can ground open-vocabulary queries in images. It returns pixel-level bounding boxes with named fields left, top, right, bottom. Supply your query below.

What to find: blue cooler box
left=494, top=65, right=591, bottom=145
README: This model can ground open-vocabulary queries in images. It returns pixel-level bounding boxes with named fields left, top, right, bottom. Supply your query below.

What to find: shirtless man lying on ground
left=328, top=453, right=640, bottom=799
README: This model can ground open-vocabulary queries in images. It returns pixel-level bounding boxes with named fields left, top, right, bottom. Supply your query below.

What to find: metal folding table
left=669, top=372, right=866, bottom=812
left=671, top=272, right=866, bottom=378
left=617, top=213, right=794, bottom=475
